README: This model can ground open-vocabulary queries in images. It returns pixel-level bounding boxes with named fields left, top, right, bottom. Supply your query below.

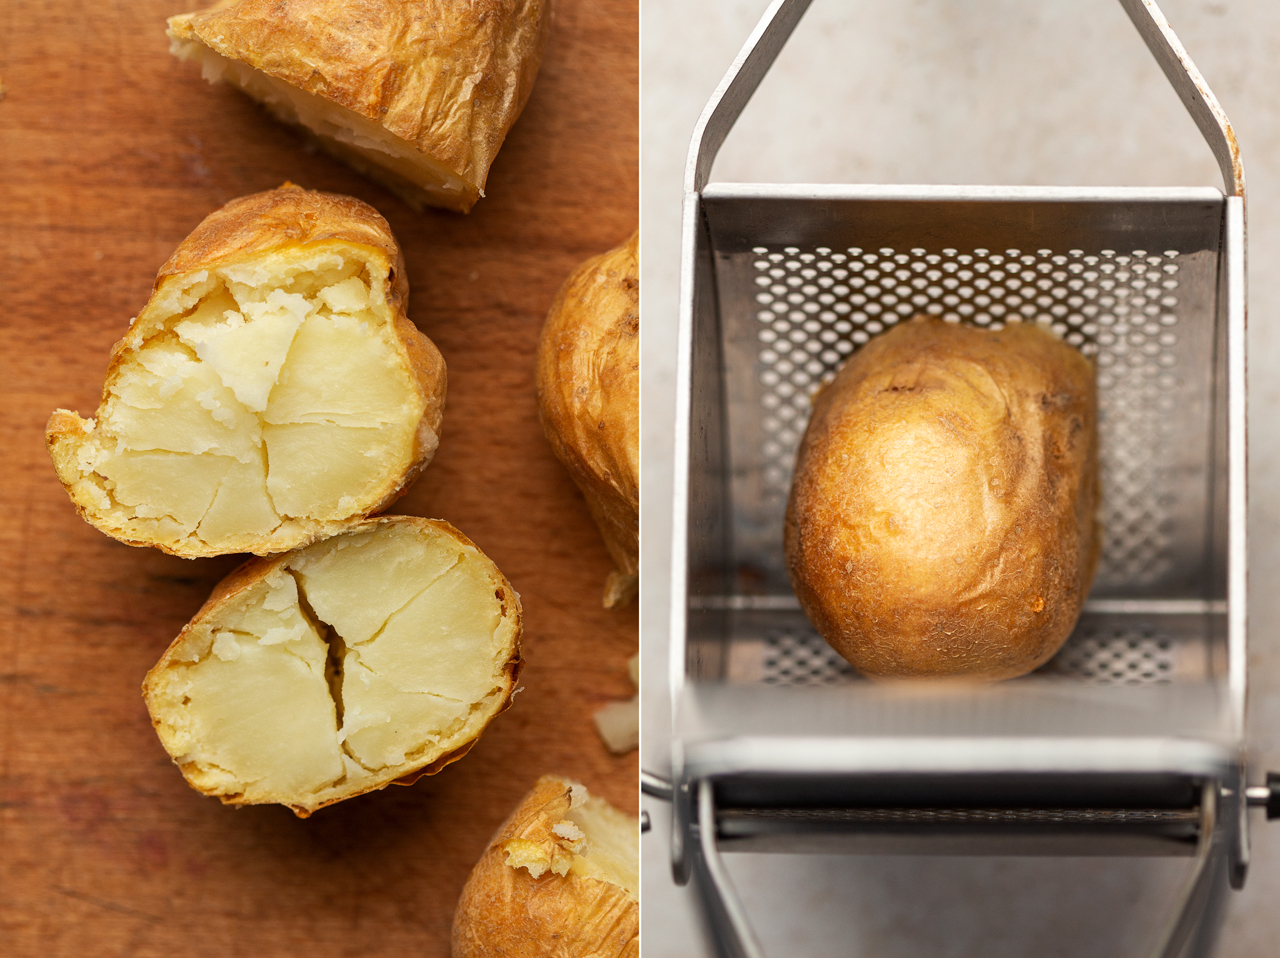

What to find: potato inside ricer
left=143, top=517, right=522, bottom=816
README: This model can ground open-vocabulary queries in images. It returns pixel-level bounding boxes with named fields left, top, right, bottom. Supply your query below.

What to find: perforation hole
left=753, top=621, right=1179, bottom=686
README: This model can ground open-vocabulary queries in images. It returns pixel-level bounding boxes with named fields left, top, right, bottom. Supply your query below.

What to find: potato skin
left=143, top=516, right=523, bottom=817
left=536, top=232, right=639, bottom=608
left=156, top=182, right=412, bottom=283
left=46, top=184, right=446, bottom=558
left=168, top=0, right=549, bottom=212
left=452, top=776, right=638, bottom=958
left=785, top=316, right=1099, bottom=680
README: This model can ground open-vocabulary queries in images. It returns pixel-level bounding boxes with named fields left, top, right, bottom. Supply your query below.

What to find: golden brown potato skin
left=45, top=184, right=446, bottom=558
left=536, top=232, right=639, bottom=608
left=452, top=776, right=638, bottom=958
left=785, top=316, right=1100, bottom=681
left=169, top=0, right=548, bottom=212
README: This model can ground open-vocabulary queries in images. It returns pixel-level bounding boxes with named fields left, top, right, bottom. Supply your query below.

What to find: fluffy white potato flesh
left=144, top=518, right=522, bottom=815
left=562, top=789, right=640, bottom=899
left=54, top=250, right=431, bottom=555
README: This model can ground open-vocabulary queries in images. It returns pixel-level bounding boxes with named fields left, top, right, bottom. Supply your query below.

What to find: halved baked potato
left=785, top=316, right=1100, bottom=681
left=536, top=232, right=639, bottom=607
left=143, top=516, right=522, bottom=816
left=452, top=775, right=638, bottom=957
left=168, top=0, right=549, bottom=213
left=47, top=184, right=445, bottom=558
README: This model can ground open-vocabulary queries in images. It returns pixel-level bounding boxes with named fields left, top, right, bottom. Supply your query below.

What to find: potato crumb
left=501, top=836, right=576, bottom=878
left=593, top=655, right=639, bottom=754
left=552, top=820, right=585, bottom=845
left=211, top=632, right=241, bottom=662
left=593, top=698, right=638, bottom=754
left=501, top=838, right=551, bottom=878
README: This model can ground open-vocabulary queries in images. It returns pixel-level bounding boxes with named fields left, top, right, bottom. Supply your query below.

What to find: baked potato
left=143, top=516, right=522, bottom=817
left=536, top=232, right=639, bottom=608
left=785, top=316, right=1100, bottom=681
left=47, top=184, right=445, bottom=558
left=452, top=775, right=638, bottom=958
left=168, top=0, right=549, bottom=213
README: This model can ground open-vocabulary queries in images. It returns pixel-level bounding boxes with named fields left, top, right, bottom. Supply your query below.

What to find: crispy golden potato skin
left=169, top=0, right=548, bottom=212
left=46, top=184, right=446, bottom=558
left=785, top=316, right=1100, bottom=680
left=143, top=516, right=523, bottom=817
left=452, top=776, right=638, bottom=958
left=536, top=232, right=639, bottom=608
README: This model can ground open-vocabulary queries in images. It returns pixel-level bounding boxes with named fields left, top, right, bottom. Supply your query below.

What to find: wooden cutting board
left=0, top=2, right=637, bottom=954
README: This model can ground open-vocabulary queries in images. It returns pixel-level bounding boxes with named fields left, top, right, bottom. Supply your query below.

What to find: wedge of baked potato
left=536, top=232, right=639, bottom=608
left=452, top=775, right=638, bottom=958
left=47, top=184, right=445, bottom=558
left=143, top=516, right=522, bottom=817
left=168, top=0, right=549, bottom=213
left=785, top=316, right=1100, bottom=681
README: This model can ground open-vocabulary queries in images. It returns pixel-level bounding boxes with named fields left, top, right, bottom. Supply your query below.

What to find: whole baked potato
left=168, top=0, right=549, bottom=213
left=785, top=316, right=1100, bottom=681
left=144, top=516, right=522, bottom=817
left=536, top=232, right=639, bottom=608
left=452, top=775, right=638, bottom=958
left=47, top=184, right=445, bottom=558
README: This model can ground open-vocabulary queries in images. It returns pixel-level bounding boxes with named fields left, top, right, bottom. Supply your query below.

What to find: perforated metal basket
left=661, top=1, right=1249, bottom=956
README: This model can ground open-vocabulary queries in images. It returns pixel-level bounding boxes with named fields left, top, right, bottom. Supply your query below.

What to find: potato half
left=143, top=516, right=521, bottom=816
left=785, top=316, right=1100, bottom=681
left=47, top=185, right=445, bottom=558
left=452, top=776, right=638, bottom=958
left=168, top=0, right=549, bottom=213
left=536, top=232, right=639, bottom=608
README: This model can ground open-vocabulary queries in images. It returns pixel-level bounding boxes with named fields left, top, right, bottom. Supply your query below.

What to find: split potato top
left=144, top=516, right=522, bottom=816
left=47, top=185, right=445, bottom=558
left=452, top=775, right=638, bottom=958
left=536, top=232, right=639, bottom=607
left=169, top=0, right=549, bottom=212
left=785, top=316, right=1100, bottom=681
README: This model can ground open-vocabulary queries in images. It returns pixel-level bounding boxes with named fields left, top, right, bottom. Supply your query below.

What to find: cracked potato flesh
left=47, top=185, right=445, bottom=558
left=143, top=517, right=522, bottom=816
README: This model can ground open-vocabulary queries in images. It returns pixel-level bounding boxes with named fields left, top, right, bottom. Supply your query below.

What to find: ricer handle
left=683, top=0, right=1244, bottom=198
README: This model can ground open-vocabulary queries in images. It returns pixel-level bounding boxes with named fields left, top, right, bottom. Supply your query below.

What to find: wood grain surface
left=0, top=1, right=637, bottom=954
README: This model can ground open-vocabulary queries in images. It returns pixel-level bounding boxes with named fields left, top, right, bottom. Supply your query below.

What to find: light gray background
left=639, top=1, right=1280, bottom=955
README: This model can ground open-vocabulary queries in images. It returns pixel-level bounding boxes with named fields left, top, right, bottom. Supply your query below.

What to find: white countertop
left=639, top=1, right=1280, bottom=954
